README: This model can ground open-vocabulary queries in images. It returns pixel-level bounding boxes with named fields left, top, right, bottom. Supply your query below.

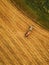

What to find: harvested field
left=0, top=0, right=49, bottom=65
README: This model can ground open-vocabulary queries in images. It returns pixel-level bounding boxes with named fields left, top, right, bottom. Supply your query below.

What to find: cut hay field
left=0, top=0, right=49, bottom=65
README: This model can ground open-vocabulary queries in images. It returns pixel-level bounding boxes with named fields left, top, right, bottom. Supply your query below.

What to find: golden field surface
left=0, top=0, right=49, bottom=65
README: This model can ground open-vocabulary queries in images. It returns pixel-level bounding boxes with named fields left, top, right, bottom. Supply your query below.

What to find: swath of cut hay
left=0, top=0, right=49, bottom=65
